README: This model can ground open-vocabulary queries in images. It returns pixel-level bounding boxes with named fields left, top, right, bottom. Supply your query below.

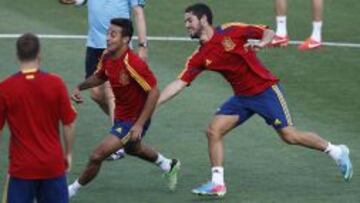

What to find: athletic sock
left=155, top=153, right=172, bottom=172
left=276, top=16, right=287, bottom=37
left=310, top=21, right=322, bottom=42
left=324, top=142, right=342, bottom=161
left=211, top=166, right=224, bottom=185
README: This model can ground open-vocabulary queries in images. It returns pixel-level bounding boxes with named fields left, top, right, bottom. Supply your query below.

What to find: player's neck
left=111, top=46, right=128, bottom=59
left=200, top=25, right=214, bottom=43
left=19, top=60, right=40, bottom=72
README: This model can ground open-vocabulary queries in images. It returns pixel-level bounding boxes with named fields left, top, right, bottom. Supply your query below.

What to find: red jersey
left=95, top=48, right=157, bottom=122
left=179, top=22, right=279, bottom=96
left=0, top=69, right=76, bottom=179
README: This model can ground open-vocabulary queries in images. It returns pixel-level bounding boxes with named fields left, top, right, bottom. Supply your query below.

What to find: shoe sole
left=192, top=190, right=226, bottom=197
left=167, top=160, right=181, bottom=190
left=339, top=145, right=353, bottom=182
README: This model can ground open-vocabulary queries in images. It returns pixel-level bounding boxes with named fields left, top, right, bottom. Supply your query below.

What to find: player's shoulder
left=0, top=72, right=22, bottom=87
left=41, top=71, right=66, bottom=84
left=124, top=49, right=148, bottom=68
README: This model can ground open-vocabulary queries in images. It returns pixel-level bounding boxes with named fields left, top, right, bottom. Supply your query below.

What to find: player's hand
left=244, top=42, right=265, bottom=52
left=71, top=87, right=83, bottom=104
left=59, top=0, right=75, bottom=5
left=138, top=47, right=148, bottom=62
left=129, top=124, right=143, bottom=142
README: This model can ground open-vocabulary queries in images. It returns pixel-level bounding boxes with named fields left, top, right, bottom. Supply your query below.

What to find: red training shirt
left=0, top=69, right=76, bottom=179
left=179, top=22, right=279, bottom=96
left=95, top=48, right=157, bottom=122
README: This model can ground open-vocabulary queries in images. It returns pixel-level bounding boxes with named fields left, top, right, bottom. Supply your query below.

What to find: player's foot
left=270, top=35, right=289, bottom=47
left=106, top=149, right=125, bottom=161
left=68, top=184, right=78, bottom=198
left=298, top=38, right=321, bottom=51
left=164, top=159, right=181, bottom=190
left=336, top=145, right=353, bottom=182
left=192, top=181, right=227, bottom=197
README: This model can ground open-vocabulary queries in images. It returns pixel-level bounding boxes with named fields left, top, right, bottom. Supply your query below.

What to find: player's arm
left=71, top=75, right=106, bottom=103
left=157, top=79, right=188, bottom=107
left=130, top=87, right=160, bottom=141
left=132, top=5, right=148, bottom=61
left=244, top=28, right=275, bottom=51
left=62, top=121, right=76, bottom=172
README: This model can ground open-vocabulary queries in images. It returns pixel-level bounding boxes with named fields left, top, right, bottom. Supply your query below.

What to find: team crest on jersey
left=222, top=37, right=236, bottom=51
left=119, top=70, right=130, bottom=85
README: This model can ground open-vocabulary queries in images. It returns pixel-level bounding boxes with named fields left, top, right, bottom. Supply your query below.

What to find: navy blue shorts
left=85, top=47, right=105, bottom=78
left=6, top=174, right=68, bottom=203
left=216, top=84, right=293, bottom=129
left=109, top=119, right=151, bottom=144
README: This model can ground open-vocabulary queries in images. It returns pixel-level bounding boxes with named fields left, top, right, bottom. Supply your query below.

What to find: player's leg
left=37, top=175, right=68, bottom=203
left=277, top=126, right=353, bottom=181
left=124, top=124, right=180, bottom=190
left=68, top=134, right=125, bottom=198
left=261, top=84, right=352, bottom=181
left=7, top=176, right=36, bottom=202
left=271, top=0, right=289, bottom=46
left=192, top=96, right=253, bottom=197
left=192, top=115, right=238, bottom=197
left=298, top=0, right=323, bottom=50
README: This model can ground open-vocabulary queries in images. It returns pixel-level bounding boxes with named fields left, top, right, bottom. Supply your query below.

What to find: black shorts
left=85, top=47, right=105, bottom=78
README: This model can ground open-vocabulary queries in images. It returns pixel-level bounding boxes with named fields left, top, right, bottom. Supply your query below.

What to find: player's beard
left=188, top=25, right=202, bottom=39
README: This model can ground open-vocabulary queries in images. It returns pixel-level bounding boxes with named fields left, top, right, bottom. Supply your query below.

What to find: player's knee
left=89, top=152, right=104, bottom=164
left=124, top=142, right=141, bottom=156
left=205, top=127, right=221, bottom=140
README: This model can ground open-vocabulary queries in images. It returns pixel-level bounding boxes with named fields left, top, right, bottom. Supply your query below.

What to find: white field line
left=1, top=34, right=360, bottom=48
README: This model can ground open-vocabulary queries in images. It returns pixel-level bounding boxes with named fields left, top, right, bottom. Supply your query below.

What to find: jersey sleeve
left=177, top=48, right=205, bottom=84
left=124, top=54, right=157, bottom=92
left=94, top=51, right=108, bottom=81
left=57, top=79, right=77, bottom=125
left=0, top=91, right=6, bottom=130
left=130, top=0, right=145, bottom=7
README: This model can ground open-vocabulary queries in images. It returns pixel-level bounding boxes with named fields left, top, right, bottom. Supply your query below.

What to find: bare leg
left=312, top=0, right=323, bottom=21
left=276, top=126, right=328, bottom=150
left=78, top=135, right=124, bottom=185
left=124, top=140, right=158, bottom=162
left=206, top=115, right=239, bottom=167
left=275, top=0, right=287, bottom=16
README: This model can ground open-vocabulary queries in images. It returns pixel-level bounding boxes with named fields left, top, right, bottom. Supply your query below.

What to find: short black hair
left=16, top=33, right=40, bottom=62
left=185, top=3, right=213, bottom=25
left=110, top=18, right=134, bottom=41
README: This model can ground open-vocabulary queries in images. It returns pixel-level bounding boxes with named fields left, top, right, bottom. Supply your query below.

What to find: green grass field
left=1, top=0, right=360, bottom=202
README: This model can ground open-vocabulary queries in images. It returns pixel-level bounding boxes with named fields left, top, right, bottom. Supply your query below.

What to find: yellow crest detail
left=222, top=37, right=236, bottom=51
left=205, top=59, right=212, bottom=66
left=274, top=119, right=282, bottom=126
left=116, top=127, right=122, bottom=134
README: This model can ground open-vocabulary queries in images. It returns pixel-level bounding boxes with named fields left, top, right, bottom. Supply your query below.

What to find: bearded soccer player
left=157, top=3, right=353, bottom=197
left=68, top=18, right=180, bottom=198
left=0, top=33, right=76, bottom=203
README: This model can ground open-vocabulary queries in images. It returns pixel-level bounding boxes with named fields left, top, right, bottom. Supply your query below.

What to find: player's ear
left=200, top=15, right=208, bottom=25
left=123, top=36, right=130, bottom=45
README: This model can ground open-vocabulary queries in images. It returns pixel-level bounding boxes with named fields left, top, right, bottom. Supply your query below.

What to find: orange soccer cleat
left=270, top=35, right=290, bottom=47
left=298, top=38, right=321, bottom=51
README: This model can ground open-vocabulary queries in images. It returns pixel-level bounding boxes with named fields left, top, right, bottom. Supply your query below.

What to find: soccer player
left=270, top=0, right=323, bottom=50
left=59, top=0, right=149, bottom=160
left=157, top=3, right=353, bottom=197
left=67, top=18, right=180, bottom=198
left=0, top=33, right=76, bottom=203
